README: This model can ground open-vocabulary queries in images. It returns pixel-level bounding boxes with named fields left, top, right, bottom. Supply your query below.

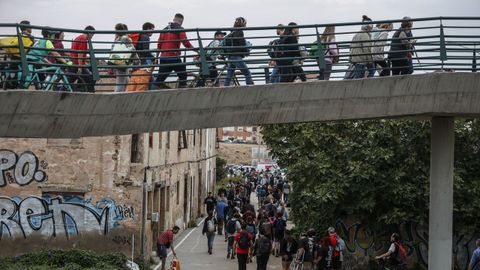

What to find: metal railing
left=0, top=16, right=479, bottom=92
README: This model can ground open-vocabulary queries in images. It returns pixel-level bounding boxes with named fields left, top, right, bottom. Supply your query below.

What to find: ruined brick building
left=0, top=129, right=216, bottom=258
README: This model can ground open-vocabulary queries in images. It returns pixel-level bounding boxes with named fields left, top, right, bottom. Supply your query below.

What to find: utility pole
left=140, top=166, right=150, bottom=262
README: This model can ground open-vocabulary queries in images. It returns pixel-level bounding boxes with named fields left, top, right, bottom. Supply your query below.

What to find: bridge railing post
left=439, top=21, right=447, bottom=70
left=196, top=30, right=210, bottom=78
left=315, top=26, right=326, bottom=71
left=87, top=33, right=100, bottom=82
left=473, top=45, right=477, bottom=73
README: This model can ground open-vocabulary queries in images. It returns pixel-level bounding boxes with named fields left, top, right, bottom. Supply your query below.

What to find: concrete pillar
left=428, top=117, right=454, bottom=270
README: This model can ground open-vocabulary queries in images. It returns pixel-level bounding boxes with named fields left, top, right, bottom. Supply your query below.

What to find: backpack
left=226, top=219, right=237, bottom=234
left=207, top=219, right=215, bottom=233
left=129, top=33, right=140, bottom=48
left=390, top=242, right=407, bottom=265
left=275, top=219, right=285, bottom=233
left=238, top=231, right=250, bottom=249
left=256, top=235, right=272, bottom=256
left=222, top=32, right=249, bottom=57
left=267, top=38, right=283, bottom=59
left=246, top=223, right=257, bottom=236
left=261, top=220, right=272, bottom=236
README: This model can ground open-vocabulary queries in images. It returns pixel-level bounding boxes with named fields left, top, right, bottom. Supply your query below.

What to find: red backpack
left=129, top=33, right=140, bottom=47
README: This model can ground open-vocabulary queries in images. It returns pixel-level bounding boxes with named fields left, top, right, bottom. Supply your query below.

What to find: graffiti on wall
left=0, top=195, right=135, bottom=240
left=335, top=219, right=477, bottom=270
left=0, top=149, right=48, bottom=187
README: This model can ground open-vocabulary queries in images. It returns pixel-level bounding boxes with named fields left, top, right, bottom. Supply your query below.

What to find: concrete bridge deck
left=0, top=72, right=479, bottom=138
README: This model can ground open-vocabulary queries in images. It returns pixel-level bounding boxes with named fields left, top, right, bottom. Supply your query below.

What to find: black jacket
left=223, top=30, right=248, bottom=58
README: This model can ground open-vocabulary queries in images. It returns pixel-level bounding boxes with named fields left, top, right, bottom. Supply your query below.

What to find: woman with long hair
left=372, top=23, right=393, bottom=76
left=319, top=25, right=339, bottom=80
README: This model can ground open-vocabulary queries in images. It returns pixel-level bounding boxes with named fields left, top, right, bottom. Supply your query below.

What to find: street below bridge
left=153, top=195, right=285, bottom=270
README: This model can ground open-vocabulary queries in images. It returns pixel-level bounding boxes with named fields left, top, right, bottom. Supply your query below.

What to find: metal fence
left=0, top=16, right=479, bottom=92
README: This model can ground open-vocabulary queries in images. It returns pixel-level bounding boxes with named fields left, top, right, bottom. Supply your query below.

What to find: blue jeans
left=206, top=232, right=215, bottom=251
left=367, top=62, right=376, bottom=78
left=269, top=66, right=281, bottom=83
left=224, top=56, right=254, bottom=86
left=346, top=63, right=368, bottom=80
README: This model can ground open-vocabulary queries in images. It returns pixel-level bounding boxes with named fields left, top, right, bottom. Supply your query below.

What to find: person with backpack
left=216, top=198, right=227, bottom=235
left=202, top=211, right=218, bottom=255
left=245, top=216, right=257, bottom=240
left=234, top=222, right=254, bottom=270
left=196, top=30, right=226, bottom=87
left=388, top=17, right=416, bottom=76
left=315, top=236, right=334, bottom=270
left=375, top=233, right=407, bottom=270
left=222, top=17, right=254, bottom=86
left=468, top=239, right=480, bottom=270
left=345, top=15, right=373, bottom=80
left=154, top=13, right=195, bottom=89
left=253, top=226, right=273, bottom=270
left=327, top=227, right=346, bottom=270
left=130, top=22, right=155, bottom=65
left=274, top=23, right=301, bottom=83
left=157, top=226, right=180, bottom=270
left=273, top=212, right=287, bottom=256
left=311, top=25, right=339, bottom=80
left=268, top=24, right=285, bottom=84
left=280, top=230, right=298, bottom=270
left=227, top=213, right=242, bottom=259
left=110, top=23, right=138, bottom=92
left=297, top=229, right=317, bottom=270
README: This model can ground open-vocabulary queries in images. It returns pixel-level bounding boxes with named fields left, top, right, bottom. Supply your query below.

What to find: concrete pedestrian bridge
left=0, top=72, right=479, bottom=138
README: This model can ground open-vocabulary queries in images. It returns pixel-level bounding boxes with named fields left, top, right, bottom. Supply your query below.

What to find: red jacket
left=157, top=23, right=194, bottom=58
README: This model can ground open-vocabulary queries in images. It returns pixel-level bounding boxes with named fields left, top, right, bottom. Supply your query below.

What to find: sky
left=1, top=0, right=478, bottom=75
left=1, top=0, right=479, bottom=32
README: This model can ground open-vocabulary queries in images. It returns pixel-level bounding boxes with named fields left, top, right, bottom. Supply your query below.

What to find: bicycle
left=291, top=249, right=305, bottom=270
left=375, top=257, right=406, bottom=270
left=23, top=63, right=88, bottom=92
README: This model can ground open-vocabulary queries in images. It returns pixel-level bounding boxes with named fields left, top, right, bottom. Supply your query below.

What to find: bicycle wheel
left=71, top=75, right=88, bottom=92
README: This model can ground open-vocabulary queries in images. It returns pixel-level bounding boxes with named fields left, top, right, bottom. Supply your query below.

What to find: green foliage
left=215, top=176, right=243, bottom=194
left=216, top=157, right=228, bottom=182
left=261, top=119, right=480, bottom=234
left=0, top=249, right=130, bottom=270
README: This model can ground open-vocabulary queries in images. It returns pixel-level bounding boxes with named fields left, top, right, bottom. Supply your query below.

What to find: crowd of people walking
left=1, top=14, right=420, bottom=92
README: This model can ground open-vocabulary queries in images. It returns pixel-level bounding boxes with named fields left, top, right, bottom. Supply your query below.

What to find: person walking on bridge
left=155, top=13, right=195, bottom=88
left=157, top=225, right=180, bottom=270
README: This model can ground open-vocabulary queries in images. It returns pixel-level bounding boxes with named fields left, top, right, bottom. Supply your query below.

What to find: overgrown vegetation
left=215, top=157, right=227, bottom=183
left=261, top=120, right=480, bottom=235
left=0, top=249, right=149, bottom=270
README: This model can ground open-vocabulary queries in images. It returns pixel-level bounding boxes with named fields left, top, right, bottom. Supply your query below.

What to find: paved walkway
left=153, top=195, right=284, bottom=270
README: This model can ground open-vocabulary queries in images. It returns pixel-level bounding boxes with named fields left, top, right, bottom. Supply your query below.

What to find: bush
left=0, top=249, right=130, bottom=270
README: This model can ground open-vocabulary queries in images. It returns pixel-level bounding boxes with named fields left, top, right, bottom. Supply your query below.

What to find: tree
left=216, top=157, right=227, bottom=183
left=261, top=119, right=480, bottom=235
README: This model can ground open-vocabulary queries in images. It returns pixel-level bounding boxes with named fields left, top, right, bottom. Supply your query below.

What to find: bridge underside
left=0, top=72, right=479, bottom=138
left=1, top=73, right=479, bottom=270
